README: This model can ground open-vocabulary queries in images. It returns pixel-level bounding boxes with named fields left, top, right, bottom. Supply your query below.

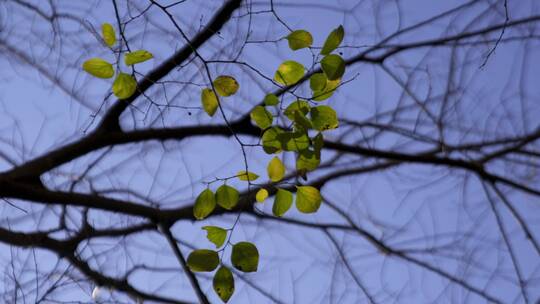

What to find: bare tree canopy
left=0, top=0, right=539, bottom=303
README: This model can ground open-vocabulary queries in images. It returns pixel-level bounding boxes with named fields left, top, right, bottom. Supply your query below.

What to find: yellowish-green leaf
left=284, top=100, right=310, bottom=120
left=286, top=30, right=313, bottom=50
left=313, top=78, right=340, bottom=101
left=231, top=242, right=259, bottom=272
left=262, top=127, right=284, bottom=154
left=297, top=150, right=320, bottom=172
left=213, top=266, right=235, bottom=302
left=274, top=60, right=305, bottom=86
left=201, top=88, right=219, bottom=117
left=273, top=188, right=293, bottom=217
left=295, top=186, right=322, bottom=213
left=193, top=189, right=216, bottom=220
left=321, top=54, right=345, bottom=80
left=216, top=184, right=239, bottom=210
left=310, top=73, right=327, bottom=91
left=202, top=226, right=228, bottom=248
left=321, top=25, right=344, bottom=55
left=278, top=131, right=310, bottom=151
left=293, top=111, right=313, bottom=130
left=250, top=106, right=273, bottom=129
left=112, top=73, right=137, bottom=99
left=237, top=171, right=259, bottom=181
left=310, top=105, right=338, bottom=131
left=255, top=188, right=269, bottom=202
left=187, top=249, right=219, bottom=272
left=82, top=58, right=114, bottom=79
left=124, top=50, right=153, bottom=65
left=264, top=94, right=279, bottom=106
left=213, top=76, right=239, bottom=97
left=267, top=157, right=285, bottom=182
left=102, top=23, right=116, bottom=47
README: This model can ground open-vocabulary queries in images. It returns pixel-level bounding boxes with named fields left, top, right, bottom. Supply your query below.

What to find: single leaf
left=82, top=58, right=114, bottom=79
left=102, top=23, right=116, bottom=47
left=274, top=60, right=305, bottom=86
left=231, top=242, right=259, bottom=272
left=201, top=88, right=219, bottom=117
left=286, top=30, right=313, bottom=50
left=310, top=73, right=327, bottom=91
left=261, top=127, right=284, bottom=154
left=216, top=184, right=239, bottom=210
left=213, top=75, right=239, bottom=97
left=273, top=188, right=293, bottom=217
left=202, top=226, right=228, bottom=248
left=213, top=266, right=235, bottom=302
left=250, top=106, right=273, bottom=129
left=313, top=133, right=324, bottom=153
left=193, top=189, right=216, bottom=220
left=124, top=50, right=153, bottom=65
left=267, top=157, right=285, bottom=182
left=187, top=249, right=219, bottom=272
left=264, top=93, right=279, bottom=106
left=237, top=171, right=259, bottom=181
left=112, top=73, right=137, bottom=99
left=255, top=188, right=269, bottom=202
left=284, top=100, right=310, bottom=120
left=295, top=186, right=322, bottom=213
left=321, top=54, right=345, bottom=80
left=321, top=25, right=344, bottom=55
left=310, top=105, right=339, bottom=131
left=296, top=149, right=320, bottom=172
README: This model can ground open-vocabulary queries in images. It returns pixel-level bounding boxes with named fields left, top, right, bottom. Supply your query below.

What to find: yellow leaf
left=201, top=88, right=219, bottom=117
left=267, top=157, right=285, bottom=182
left=255, top=188, right=268, bottom=202
left=102, top=23, right=116, bottom=47
left=213, top=75, right=239, bottom=97
left=82, top=58, right=114, bottom=79
left=124, top=50, right=153, bottom=65
left=237, top=170, right=259, bottom=181
left=112, top=73, right=137, bottom=99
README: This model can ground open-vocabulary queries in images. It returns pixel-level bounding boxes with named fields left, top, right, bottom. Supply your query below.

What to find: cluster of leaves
left=82, top=23, right=153, bottom=99
left=189, top=25, right=346, bottom=302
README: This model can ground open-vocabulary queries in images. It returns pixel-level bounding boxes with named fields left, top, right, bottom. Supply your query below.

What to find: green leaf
left=255, top=188, right=269, bottom=203
left=313, top=133, right=324, bottom=153
left=201, top=88, right=219, bottom=117
left=101, top=23, right=116, bottom=47
left=273, top=188, right=293, bottom=217
left=213, top=76, right=239, bottom=97
left=321, top=25, right=344, bottom=55
left=261, top=127, right=284, bottom=154
left=202, top=226, right=228, bottom=248
left=124, top=50, right=153, bottom=65
left=112, top=73, right=137, bottom=99
left=267, top=157, right=285, bottom=182
left=310, top=73, right=327, bottom=91
left=213, top=266, right=235, bottom=302
left=313, top=78, right=340, bottom=101
left=82, top=58, right=114, bottom=79
left=296, top=150, right=320, bottom=172
left=264, top=93, right=279, bottom=106
left=187, top=249, right=219, bottom=272
left=286, top=30, right=313, bottom=50
left=193, top=189, right=216, bottom=220
left=295, top=186, right=322, bottom=213
left=231, top=242, right=259, bottom=272
left=250, top=106, right=273, bottom=129
left=237, top=171, right=259, bottom=181
left=310, top=105, right=339, bottom=131
left=293, top=111, right=313, bottom=130
left=274, top=60, right=305, bottom=86
left=216, top=184, right=239, bottom=210
left=321, top=54, right=345, bottom=80
left=284, top=100, right=310, bottom=120
left=278, top=131, right=310, bottom=151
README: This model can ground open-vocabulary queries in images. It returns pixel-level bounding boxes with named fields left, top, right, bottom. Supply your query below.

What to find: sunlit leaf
left=193, top=189, right=216, bottom=220
left=216, top=184, right=239, bottom=210
left=321, top=25, right=344, bottom=55
left=250, top=106, right=273, bottom=129
left=213, top=75, right=239, bottom=97
left=255, top=188, right=269, bottom=202
left=273, top=188, right=293, bottom=217
left=286, top=30, right=313, bottom=50
left=267, top=157, right=285, bottom=182
left=237, top=171, right=259, bottom=181
left=284, top=100, right=310, bottom=120
left=213, top=266, right=235, bottom=302
left=295, top=186, right=322, bottom=213
left=102, top=23, right=116, bottom=47
left=112, top=73, right=137, bottom=99
left=321, top=54, right=345, bottom=80
left=310, top=73, right=327, bottom=91
left=187, top=249, right=219, bottom=272
left=264, top=93, right=279, bottom=106
left=313, top=78, right=340, bottom=101
left=124, top=50, right=153, bottom=65
left=261, top=127, right=284, bottom=154
left=202, top=226, right=228, bottom=248
left=274, top=60, right=305, bottom=86
left=201, top=88, right=219, bottom=117
left=82, top=58, right=114, bottom=79
left=310, top=105, right=338, bottom=131
left=231, top=242, right=259, bottom=272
